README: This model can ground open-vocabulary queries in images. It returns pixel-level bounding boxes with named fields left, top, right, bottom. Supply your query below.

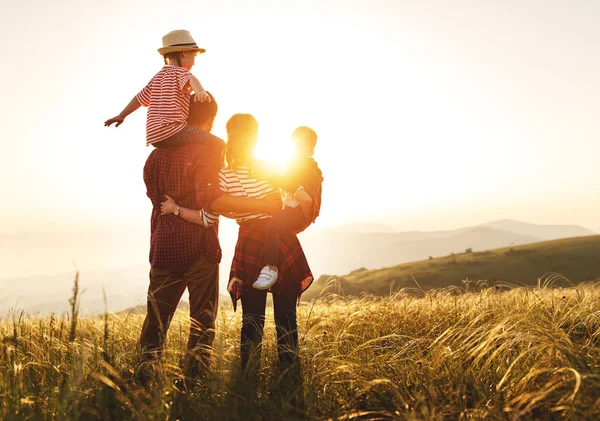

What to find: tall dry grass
left=1, top=279, right=599, bottom=420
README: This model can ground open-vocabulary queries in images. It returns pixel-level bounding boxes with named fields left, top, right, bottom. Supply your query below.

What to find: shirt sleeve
left=136, top=83, right=152, bottom=107
left=200, top=209, right=220, bottom=227
left=177, top=67, right=193, bottom=91
left=218, top=169, right=229, bottom=194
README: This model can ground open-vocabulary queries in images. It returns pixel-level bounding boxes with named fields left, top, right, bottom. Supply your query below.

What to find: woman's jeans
left=240, top=284, right=299, bottom=371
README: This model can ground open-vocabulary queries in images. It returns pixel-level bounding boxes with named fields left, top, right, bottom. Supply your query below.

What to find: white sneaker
left=253, top=266, right=279, bottom=290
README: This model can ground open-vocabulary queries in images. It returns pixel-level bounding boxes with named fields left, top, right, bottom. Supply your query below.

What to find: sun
left=254, top=127, right=293, bottom=168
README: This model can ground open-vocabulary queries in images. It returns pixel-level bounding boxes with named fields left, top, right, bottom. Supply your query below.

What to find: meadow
left=1, top=278, right=599, bottom=421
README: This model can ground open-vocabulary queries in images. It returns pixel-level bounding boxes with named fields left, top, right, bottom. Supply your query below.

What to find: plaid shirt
left=143, top=132, right=225, bottom=268
left=228, top=218, right=313, bottom=310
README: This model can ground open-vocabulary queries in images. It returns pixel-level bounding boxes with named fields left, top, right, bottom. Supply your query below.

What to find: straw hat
left=158, top=30, right=206, bottom=55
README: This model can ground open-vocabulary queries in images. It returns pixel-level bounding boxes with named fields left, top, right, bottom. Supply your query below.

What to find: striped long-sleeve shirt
left=201, top=164, right=278, bottom=226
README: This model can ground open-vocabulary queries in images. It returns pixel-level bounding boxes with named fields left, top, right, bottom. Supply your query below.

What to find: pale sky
left=0, top=0, right=599, bottom=281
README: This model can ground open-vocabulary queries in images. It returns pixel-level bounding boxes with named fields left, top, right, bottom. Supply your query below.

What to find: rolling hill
left=303, top=235, right=600, bottom=299
left=299, top=219, right=595, bottom=277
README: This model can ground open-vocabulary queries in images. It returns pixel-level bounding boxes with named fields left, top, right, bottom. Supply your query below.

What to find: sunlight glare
left=254, top=129, right=293, bottom=168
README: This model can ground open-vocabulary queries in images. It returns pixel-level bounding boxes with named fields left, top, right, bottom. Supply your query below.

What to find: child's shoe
left=253, top=265, right=279, bottom=290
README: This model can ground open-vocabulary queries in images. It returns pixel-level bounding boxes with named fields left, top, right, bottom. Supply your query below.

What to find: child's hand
left=161, top=195, right=178, bottom=215
left=194, top=91, right=211, bottom=103
left=104, top=115, right=125, bottom=127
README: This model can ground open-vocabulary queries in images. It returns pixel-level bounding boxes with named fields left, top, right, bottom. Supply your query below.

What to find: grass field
left=305, top=235, right=600, bottom=299
left=1, top=276, right=600, bottom=420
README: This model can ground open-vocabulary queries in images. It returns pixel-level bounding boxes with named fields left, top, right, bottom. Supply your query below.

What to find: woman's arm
left=209, top=193, right=281, bottom=215
left=161, top=194, right=282, bottom=226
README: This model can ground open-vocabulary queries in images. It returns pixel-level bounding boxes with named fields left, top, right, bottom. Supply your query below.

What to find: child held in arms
left=252, top=126, right=324, bottom=289
left=159, top=126, right=323, bottom=290
left=104, top=29, right=211, bottom=147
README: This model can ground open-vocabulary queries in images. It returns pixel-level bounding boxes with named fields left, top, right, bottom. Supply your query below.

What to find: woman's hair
left=225, top=114, right=259, bottom=169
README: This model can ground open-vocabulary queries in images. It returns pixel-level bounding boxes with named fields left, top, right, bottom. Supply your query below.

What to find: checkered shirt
left=228, top=218, right=313, bottom=310
left=143, top=133, right=225, bottom=268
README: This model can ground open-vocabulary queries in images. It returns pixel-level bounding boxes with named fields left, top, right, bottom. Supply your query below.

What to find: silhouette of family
left=105, top=29, right=323, bottom=398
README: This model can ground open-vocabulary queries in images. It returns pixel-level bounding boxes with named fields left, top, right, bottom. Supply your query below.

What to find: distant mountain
left=300, top=219, right=594, bottom=281
left=476, top=219, right=595, bottom=240
left=300, top=226, right=540, bottom=278
left=323, top=223, right=398, bottom=233
left=303, top=235, right=600, bottom=299
left=0, top=266, right=150, bottom=316
left=0, top=264, right=232, bottom=316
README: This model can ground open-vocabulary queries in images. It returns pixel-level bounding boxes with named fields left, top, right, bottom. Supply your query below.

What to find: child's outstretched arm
left=104, top=96, right=142, bottom=127
left=189, top=75, right=211, bottom=103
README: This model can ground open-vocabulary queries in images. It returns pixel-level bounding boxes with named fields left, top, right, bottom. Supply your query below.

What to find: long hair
left=225, top=114, right=259, bottom=169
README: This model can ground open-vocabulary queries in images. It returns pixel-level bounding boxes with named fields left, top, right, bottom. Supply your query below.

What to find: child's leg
left=264, top=206, right=307, bottom=267
left=254, top=207, right=308, bottom=290
left=263, top=215, right=283, bottom=268
left=153, top=126, right=206, bottom=148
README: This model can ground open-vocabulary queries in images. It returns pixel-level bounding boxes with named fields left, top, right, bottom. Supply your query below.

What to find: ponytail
left=225, top=114, right=259, bottom=169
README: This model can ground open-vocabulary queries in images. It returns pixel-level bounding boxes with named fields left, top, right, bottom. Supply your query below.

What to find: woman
left=161, top=113, right=313, bottom=371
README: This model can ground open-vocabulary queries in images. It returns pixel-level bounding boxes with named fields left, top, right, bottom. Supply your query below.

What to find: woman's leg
left=272, top=284, right=300, bottom=366
left=240, top=287, right=268, bottom=371
left=272, top=284, right=305, bottom=411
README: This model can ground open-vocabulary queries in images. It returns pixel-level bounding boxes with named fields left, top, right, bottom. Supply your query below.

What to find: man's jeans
left=139, top=256, right=219, bottom=373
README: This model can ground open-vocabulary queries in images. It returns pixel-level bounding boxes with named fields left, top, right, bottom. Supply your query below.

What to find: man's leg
left=139, top=267, right=187, bottom=360
left=240, top=287, right=268, bottom=372
left=184, top=256, right=219, bottom=376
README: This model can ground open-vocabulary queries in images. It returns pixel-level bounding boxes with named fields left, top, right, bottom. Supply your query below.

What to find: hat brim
left=158, top=46, right=206, bottom=55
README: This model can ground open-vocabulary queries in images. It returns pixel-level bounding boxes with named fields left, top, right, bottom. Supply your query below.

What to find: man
left=138, top=94, right=280, bottom=382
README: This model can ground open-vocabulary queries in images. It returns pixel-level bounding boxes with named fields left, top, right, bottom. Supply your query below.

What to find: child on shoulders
left=105, top=29, right=211, bottom=148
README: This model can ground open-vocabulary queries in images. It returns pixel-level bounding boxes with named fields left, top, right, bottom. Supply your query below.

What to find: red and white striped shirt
left=136, top=65, right=192, bottom=146
left=200, top=163, right=280, bottom=226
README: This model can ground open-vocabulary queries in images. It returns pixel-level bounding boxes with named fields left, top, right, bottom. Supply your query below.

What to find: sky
left=0, top=0, right=599, bottom=283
